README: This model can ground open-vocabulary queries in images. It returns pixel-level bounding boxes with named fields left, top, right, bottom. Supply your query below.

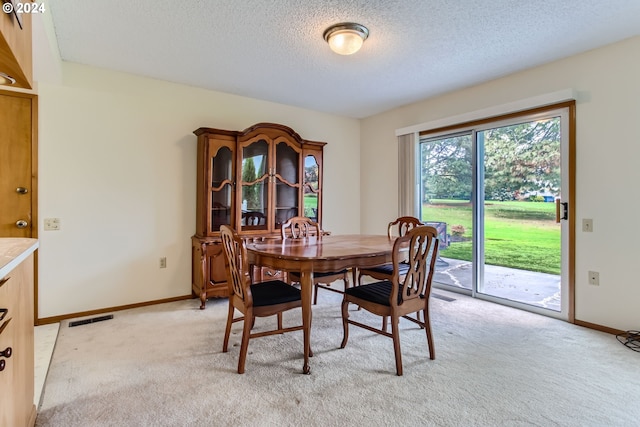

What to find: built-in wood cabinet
left=0, top=4, right=32, bottom=89
left=0, top=238, right=38, bottom=427
left=192, top=123, right=325, bottom=308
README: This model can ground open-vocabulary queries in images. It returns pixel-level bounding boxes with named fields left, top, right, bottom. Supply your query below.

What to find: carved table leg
left=300, top=270, right=313, bottom=375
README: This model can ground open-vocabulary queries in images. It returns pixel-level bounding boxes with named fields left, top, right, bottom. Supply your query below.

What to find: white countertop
left=0, top=238, right=39, bottom=277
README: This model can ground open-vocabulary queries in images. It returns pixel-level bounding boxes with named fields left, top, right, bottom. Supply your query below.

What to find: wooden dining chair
left=340, top=225, right=440, bottom=376
left=242, top=211, right=266, bottom=230
left=356, top=216, right=424, bottom=287
left=219, top=225, right=304, bottom=374
left=281, top=216, right=350, bottom=304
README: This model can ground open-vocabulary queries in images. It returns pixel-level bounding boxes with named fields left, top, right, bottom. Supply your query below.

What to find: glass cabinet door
left=274, top=140, right=300, bottom=228
left=210, top=145, right=233, bottom=232
left=240, top=139, right=269, bottom=231
left=303, top=154, right=320, bottom=222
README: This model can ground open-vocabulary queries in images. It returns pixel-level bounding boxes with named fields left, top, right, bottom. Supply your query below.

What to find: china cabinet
left=192, top=123, right=325, bottom=308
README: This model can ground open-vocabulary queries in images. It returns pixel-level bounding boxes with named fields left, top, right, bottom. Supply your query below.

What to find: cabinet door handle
left=0, top=348, right=10, bottom=372
left=0, top=347, right=11, bottom=358
left=0, top=308, right=7, bottom=322
left=0, top=277, right=9, bottom=288
left=265, top=270, right=281, bottom=277
left=0, top=318, right=11, bottom=335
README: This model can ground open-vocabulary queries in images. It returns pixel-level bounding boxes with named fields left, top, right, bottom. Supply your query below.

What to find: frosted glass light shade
left=323, top=23, right=369, bottom=55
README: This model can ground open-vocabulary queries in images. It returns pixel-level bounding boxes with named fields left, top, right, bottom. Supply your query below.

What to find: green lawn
left=303, top=194, right=318, bottom=218
left=423, top=199, right=560, bottom=275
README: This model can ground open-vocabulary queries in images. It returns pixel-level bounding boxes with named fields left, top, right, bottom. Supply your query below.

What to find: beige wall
left=37, top=62, right=360, bottom=318
left=360, top=36, right=640, bottom=331
left=34, top=9, right=640, bottom=331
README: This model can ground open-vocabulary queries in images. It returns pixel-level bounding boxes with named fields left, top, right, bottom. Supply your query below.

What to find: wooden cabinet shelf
left=191, top=123, right=325, bottom=308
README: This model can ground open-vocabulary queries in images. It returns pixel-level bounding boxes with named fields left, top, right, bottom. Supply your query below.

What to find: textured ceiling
left=49, top=0, right=640, bottom=118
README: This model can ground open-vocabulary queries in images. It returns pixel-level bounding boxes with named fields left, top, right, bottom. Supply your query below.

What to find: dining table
left=245, top=234, right=397, bottom=374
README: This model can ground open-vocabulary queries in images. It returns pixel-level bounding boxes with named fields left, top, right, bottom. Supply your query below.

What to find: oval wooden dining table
left=245, top=234, right=397, bottom=374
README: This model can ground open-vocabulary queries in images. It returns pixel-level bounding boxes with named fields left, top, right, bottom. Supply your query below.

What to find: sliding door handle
left=555, top=199, right=568, bottom=222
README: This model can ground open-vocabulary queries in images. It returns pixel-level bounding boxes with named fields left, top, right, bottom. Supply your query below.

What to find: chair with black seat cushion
left=359, top=216, right=425, bottom=330
left=281, top=216, right=350, bottom=304
left=340, top=225, right=439, bottom=376
left=356, top=216, right=424, bottom=287
left=220, top=225, right=303, bottom=374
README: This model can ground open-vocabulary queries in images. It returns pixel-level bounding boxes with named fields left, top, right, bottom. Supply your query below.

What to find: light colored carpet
left=36, top=289, right=640, bottom=426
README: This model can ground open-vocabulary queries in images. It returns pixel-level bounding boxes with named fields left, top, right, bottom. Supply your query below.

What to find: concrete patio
left=433, top=257, right=561, bottom=312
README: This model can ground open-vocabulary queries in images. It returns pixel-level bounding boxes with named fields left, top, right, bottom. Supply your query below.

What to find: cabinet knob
left=0, top=359, right=5, bottom=372
left=15, top=220, right=28, bottom=229
left=16, top=187, right=28, bottom=194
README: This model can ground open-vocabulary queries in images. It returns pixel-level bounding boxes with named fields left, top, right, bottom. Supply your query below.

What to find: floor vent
left=432, top=293, right=456, bottom=302
left=69, top=314, right=114, bottom=327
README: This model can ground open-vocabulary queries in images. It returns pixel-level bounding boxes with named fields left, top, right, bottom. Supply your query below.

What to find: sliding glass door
left=420, top=133, right=474, bottom=292
left=419, top=106, right=572, bottom=320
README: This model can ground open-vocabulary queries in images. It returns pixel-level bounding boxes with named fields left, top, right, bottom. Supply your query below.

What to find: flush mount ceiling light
left=323, top=22, right=369, bottom=55
left=0, top=72, right=16, bottom=85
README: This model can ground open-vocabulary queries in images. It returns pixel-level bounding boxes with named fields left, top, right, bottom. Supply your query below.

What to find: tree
left=304, top=164, right=319, bottom=191
left=420, top=135, right=473, bottom=202
left=241, top=158, right=260, bottom=209
left=419, top=117, right=561, bottom=203
left=483, top=118, right=560, bottom=200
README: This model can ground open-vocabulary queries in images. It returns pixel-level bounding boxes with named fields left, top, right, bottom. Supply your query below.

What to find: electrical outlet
left=159, top=257, right=167, bottom=268
left=588, top=271, right=599, bottom=286
left=44, top=218, right=61, bottom=231
left=582, top=219, right=593, bottom=232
